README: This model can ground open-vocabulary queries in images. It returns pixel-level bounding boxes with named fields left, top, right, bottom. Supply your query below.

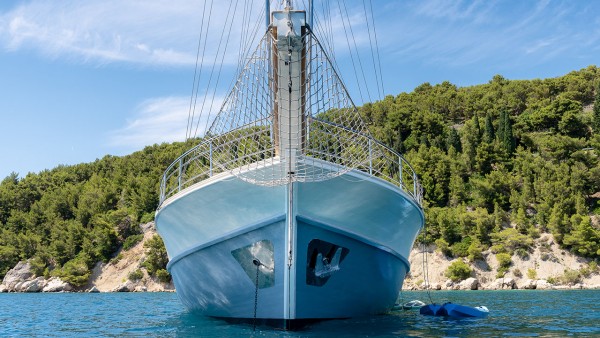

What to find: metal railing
left=159, top=127, right=423, bottom=208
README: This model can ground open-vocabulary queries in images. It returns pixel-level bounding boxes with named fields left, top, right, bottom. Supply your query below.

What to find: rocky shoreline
left=403, top=233, right=600, bottom=291
left=2, top=230, right=599, bottom=293
left=0, top=223, right=174, bottom=294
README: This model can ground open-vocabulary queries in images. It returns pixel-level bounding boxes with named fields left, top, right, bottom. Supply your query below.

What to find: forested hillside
left=0, top=142, right=189, bottom=284
left=360, top=65, right=600, bottom=264
left=1, top=66, right=599, bottom=284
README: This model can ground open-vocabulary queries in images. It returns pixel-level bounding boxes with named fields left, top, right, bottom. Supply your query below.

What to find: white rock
left=113, top=281, right=134, bottom=292
left=88, top=286, right=100, bottom=293
left=42, top=277, right=72, bottom=292
left=20, top=277, right=46, bottom=292
left=517, top=279, right=536, bottom=290
left=2, top=261, right=35, bottom=291
left=535, top=279, right=552, bottom=290
left=460, top=278, right=479, bottom=290
left=134, top=286, right=147, bottom=292
left=0, top=284, right=7, bottom=292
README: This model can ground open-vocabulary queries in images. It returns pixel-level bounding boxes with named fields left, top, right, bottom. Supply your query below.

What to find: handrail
left=158, top=129, right=423, bottom=208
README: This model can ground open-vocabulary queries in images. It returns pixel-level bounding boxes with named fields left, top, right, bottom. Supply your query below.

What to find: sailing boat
left=155, top=0, right=424, bottom=329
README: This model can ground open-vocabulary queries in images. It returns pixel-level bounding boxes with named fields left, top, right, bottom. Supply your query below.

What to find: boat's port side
left=168, top=219, right=287, bottom=319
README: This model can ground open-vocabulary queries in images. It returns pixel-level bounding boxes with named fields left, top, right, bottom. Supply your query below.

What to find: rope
left=421, top=226, right=434, bottom=304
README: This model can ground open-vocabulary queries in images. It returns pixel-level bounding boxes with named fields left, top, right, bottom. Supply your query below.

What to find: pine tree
left=446, top=128, right=462, bottom=152
left=473, top=114, right=482, bottom=142
left=498, top=110, right=515, bottom=155
left=484, top=114, right=495, bottom=143
left=594, top=83, right=600, bottom=134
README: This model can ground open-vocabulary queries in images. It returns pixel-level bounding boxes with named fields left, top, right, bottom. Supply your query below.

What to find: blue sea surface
left=0, top=290, right=598, bottom=337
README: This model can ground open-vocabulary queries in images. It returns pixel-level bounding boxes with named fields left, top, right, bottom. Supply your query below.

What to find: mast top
left=284, top=0, right=293, bottom=10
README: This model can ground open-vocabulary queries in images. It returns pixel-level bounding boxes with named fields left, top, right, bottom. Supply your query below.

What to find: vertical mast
left=265, top=0, right=270, bottom=30
left=271, top=2, right=307, bottom=322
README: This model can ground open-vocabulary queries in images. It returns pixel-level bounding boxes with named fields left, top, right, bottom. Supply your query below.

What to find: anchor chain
left=252, top=258, right=261, bottom=331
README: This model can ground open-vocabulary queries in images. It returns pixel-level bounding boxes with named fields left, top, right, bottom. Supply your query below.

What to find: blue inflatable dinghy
left=420, top=302, right=489, bottom=318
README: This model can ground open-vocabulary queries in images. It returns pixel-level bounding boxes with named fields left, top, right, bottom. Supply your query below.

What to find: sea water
left=0, top=290, right=598, bottom=337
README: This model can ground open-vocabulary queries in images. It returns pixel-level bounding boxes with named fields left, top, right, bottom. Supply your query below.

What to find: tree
left=498, top=110, right=515, bottom=156
left=484, top=114, right=495, bottom=144
left=445, top=260, right=472, bottom=282
left=594, top=83, right=600, bottom=134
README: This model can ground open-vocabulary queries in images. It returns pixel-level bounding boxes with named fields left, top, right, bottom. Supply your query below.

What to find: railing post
left=209, top=142, right=213, bottom=177
left=368, top=138, right=373, bottom=176
left=161, top=173, right=166, bottom=204
left=398, top=156, right=403, bottom=189
left=178, top=158, right=182, bottom=192
left=413, top=172, right=417, bottom=199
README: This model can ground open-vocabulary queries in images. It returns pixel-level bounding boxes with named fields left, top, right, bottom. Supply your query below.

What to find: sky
left=0, top=0, right=599, bottom=180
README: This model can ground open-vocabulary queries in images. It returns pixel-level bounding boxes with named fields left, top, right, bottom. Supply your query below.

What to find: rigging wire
left=188, top=0, right=215, bottom=141
left=335, top=0, right=365, bottom=104
left=192, top=0, right=239, bottom=139
left=185, top=0, right=209, bottom=141
left=368, top=0, right=385, bottom=97
left=339, top=0, right=372, bottom=103
left=195, top=0, right=241, bottom=138
left=220, top=1, right=269, bottom=129
left=361, top=0, right=382, bottom=100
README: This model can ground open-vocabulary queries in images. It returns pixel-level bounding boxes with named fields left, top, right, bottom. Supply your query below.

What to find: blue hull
left=156, top=170, right=423, bottom=325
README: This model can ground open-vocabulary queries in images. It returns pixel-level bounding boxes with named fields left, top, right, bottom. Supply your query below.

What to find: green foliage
left=496, top=252, right=512, bottom=277
left=128, top=269, right=144, bottom=281
left=559, top=269, right=582, bottom=285
left=593, top=83, right=600, bottom=134
left=52, top=255, right=92, bottom=286
left=527, top=268, right=537, bottom=279
left=0, top=141, right=187, bottom=281
left=445, top=260, right=472, bottom=282
left=142, top=235, right=169, bottom=276
left=2, top=66, right=600, bottom=284
left=467, top=237, right=484, bottom=262
left=562, top=217, right=600, bottom=257
left=123, top=234, right=144, bottom=251
left=491, top=228, right=533, bottom=255
left=450, top=236, right=471, bottom=258
left=155, top=269, right=172, bottom=283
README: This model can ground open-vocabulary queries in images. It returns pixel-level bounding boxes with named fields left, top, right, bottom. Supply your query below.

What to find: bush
left=467, top=238, right=484, bottom=262
left=142, top=235, right=169, bottom=276
left=527, top=268, right=537, bottom=279
left=435, top=238, right=452, bottom=257
left=52, top=255, right=91, bottom=286
left=445, top=260, right=472, bottom=282
left=155, top=269, right=171, bottom=283
left=111, top=253, right=123, bottom=264
left=513, top=268, right=522, bottom=278
left=580, top=261, right=598, bottom=277
left=450, top=237, right=471, bottom=258
left=491, top=228, right=533, bottom=255
left=515, top=248, right=529, bottom=259
left=128, top=269, right=144, bottom=281
left=560, top=269, right=581, bottom=285
left=496, top=253, right=512, bottom=277
left=123, top=234, right=144, bottom=251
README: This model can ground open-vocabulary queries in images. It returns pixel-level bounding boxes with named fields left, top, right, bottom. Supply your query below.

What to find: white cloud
left=0, top=0, right=266, bottom=66
left=108, top=95, right=220, bottom=149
